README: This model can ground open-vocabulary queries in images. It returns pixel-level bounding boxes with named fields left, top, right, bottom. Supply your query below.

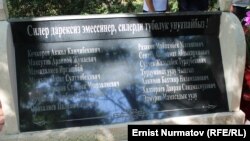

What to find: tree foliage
left=7, top=0, right=219, bottom=18
left=7, top=0, right=143, bottom=18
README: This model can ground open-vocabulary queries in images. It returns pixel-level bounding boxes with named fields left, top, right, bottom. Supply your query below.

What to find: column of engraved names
left=27, top=47, right=99, bottom=91
left=137, top=39, right=216, bottom=103
left=26, top=46, right=100, bottom=113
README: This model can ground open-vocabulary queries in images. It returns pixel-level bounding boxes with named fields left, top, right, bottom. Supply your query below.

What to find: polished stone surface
left=11, top=12, right=229, bottom=132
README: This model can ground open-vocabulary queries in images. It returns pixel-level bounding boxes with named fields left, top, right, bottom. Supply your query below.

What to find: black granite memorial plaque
left=10, top=12, right=228, bottom=132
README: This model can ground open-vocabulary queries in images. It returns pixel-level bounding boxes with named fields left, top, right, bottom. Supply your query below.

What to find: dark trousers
left=143, top=10, right=167, bottom=13
left=232, top=6, right=249, bottom=25
left=178, top=0, right=209, bottom=11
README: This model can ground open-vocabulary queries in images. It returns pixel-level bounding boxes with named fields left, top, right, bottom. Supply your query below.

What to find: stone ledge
left=0, top=111, right=245, bottom=141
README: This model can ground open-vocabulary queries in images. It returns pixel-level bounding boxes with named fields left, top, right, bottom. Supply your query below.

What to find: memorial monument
left=11, top=12, right=229, bottom=132
left=0, top=0, right=247, bottom=140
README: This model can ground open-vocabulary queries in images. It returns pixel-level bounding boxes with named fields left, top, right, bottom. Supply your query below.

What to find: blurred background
left=6, top=0, right=219, bottom=18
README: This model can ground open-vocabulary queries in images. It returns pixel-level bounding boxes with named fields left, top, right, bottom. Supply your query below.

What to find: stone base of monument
left=0, top=0, right=8, bottom=20
left=0, top=111, right=245, bottom=141
left=0, top=9, right=5, bottom=20
left=0, top=21, right=19, bottom=136
left=0, top=12, right=247, bottom=141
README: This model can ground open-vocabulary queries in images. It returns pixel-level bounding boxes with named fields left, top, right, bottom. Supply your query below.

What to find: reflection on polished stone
left=16, top=37, right=228, bottom=132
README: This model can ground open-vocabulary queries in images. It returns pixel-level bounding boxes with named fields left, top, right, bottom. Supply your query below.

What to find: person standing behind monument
left=0, top=100, right=4, bottom=132
left=231, top=0, right=250, bottom=23
left=143, top=0, right=168, bottom=12
left=178, top=0, right=209, bottom=11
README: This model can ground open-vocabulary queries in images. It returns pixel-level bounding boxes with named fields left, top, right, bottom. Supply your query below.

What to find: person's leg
left=188, top=0, right=208, bottom=11
left=178, top=0, right=188, bottom=11
left=188, top=0, right=199, bottom=11
left=233, top=6, right=248, bottom=24
left=199, top=0, right=209, bottom=11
